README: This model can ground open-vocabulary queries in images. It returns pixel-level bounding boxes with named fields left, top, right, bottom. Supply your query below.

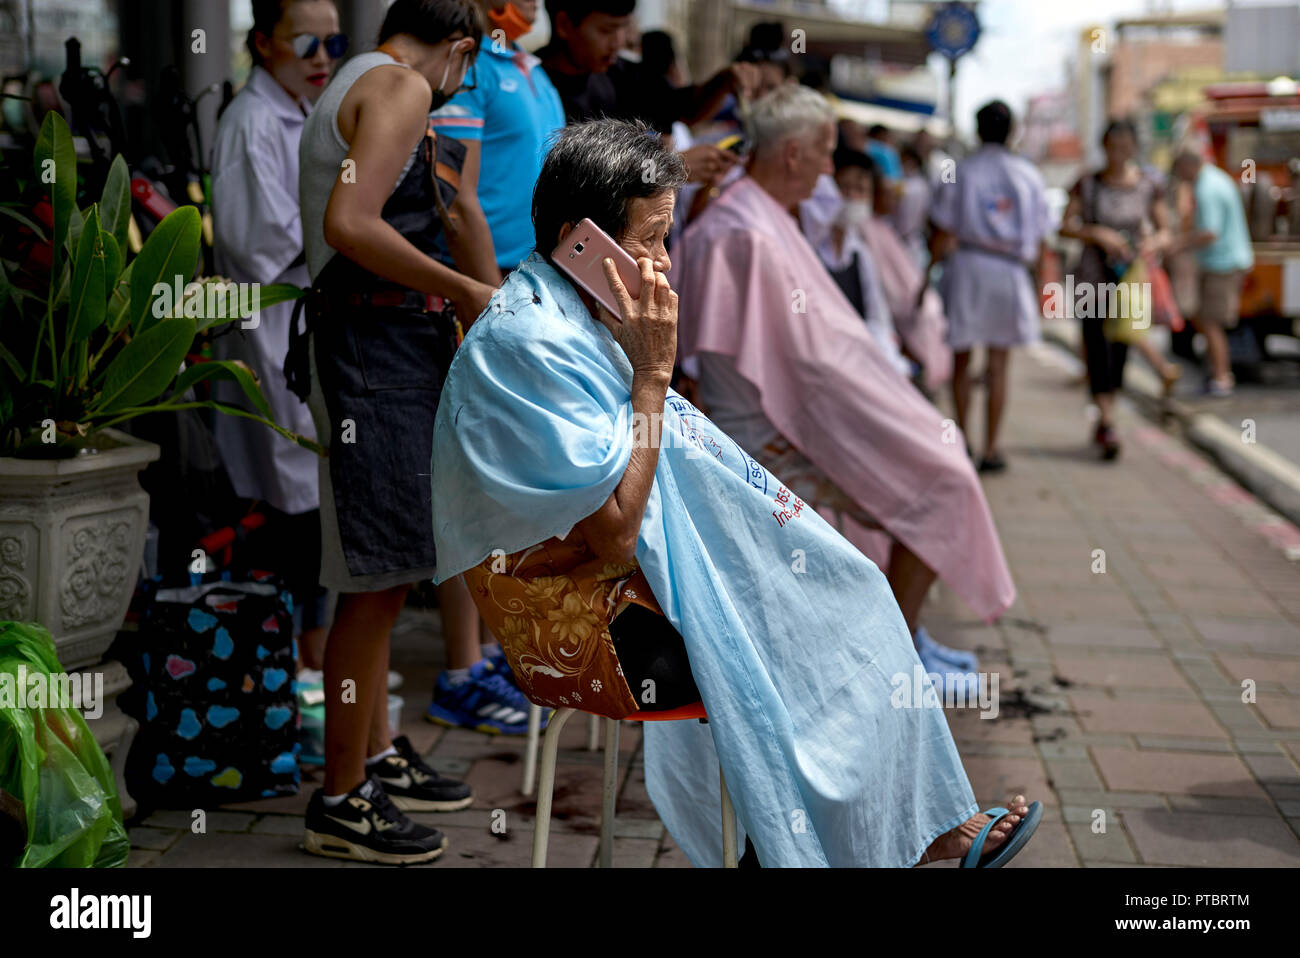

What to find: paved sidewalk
left=125, top=342, right=1300, bottom=867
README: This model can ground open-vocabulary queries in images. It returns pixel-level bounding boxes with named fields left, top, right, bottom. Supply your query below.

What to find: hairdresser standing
left=290, top=0, right=497, bottom=865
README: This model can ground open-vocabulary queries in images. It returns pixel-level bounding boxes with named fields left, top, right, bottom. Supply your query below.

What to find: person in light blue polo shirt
left=1172, top=150, right=1255, bottom=397
left=430, top=0, right=565, bottom=273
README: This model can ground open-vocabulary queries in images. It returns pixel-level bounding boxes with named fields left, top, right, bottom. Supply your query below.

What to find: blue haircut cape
left=431, top=253, right=977, bottom=866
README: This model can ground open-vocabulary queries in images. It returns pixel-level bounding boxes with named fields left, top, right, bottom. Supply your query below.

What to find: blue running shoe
left=916, top=642, right=980, bottom=703
left=914, top=625, right=979, bottom=673
left=483, top=651, right=551, bottom=731
left=427, top=659, right=534, bottom=735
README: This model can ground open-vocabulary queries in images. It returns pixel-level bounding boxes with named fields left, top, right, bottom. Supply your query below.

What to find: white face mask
left=837, top=198, right=872, bottom=228
left=430, top=51, right=468, bottom=109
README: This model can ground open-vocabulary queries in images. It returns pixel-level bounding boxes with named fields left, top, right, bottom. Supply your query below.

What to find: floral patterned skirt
left=461, top=531, right=666, bottom=718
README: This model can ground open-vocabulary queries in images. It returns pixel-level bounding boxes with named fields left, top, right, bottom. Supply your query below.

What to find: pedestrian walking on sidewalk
left=1058, top=119, right=1182, bottom=460
left=928, top=100, right=1053, bottom=473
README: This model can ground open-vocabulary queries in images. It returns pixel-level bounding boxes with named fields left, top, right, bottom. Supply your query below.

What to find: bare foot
left=917, top=795, right=1032, bottom=866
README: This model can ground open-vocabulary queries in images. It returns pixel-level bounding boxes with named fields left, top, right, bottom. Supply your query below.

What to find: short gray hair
left=533, top=119, right=688, bottom=260
left=745, top=84, right=836, bottom=157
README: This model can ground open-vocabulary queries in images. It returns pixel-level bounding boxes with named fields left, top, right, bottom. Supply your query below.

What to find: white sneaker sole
left=389, top=793, right=474, bottom=813
left=302, top=829, right=447, bottom=866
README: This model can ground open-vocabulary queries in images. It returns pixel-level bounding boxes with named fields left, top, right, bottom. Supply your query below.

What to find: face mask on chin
left=428, top=55, right=466, bottom=110
left=487, top=2, right=532, bottom=45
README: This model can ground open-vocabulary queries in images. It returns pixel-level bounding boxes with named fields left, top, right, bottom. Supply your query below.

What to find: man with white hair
left=673, top=83, right=1015, bottom=687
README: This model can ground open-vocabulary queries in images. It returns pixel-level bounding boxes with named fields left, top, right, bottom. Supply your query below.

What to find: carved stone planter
left=0, top=428, right=159, bottom=668
left=1, top=429, right=158, bottom=819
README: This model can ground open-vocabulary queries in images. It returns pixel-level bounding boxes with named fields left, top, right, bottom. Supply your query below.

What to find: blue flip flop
left=960, top=801, right=1043, bottom=868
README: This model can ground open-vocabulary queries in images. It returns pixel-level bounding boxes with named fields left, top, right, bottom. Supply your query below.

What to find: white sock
left=443, top=667, right=471, bottom=687
left=481, top=642, right=502, bottom=658
left=365, top=745, right=398, bottom=765
left=321, top=793, right=348, bottom=807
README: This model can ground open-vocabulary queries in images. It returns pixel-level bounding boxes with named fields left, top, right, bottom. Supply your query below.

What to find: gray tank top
left=299, top=51, right=419, bottom=281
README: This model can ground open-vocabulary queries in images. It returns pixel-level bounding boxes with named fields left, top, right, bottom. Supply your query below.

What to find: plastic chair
left=520, top=703, right=599, bottom=797
left=530, top=701, right=738, bottom=868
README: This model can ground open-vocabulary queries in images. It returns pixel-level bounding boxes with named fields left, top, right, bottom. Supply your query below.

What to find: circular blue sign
left=926, top=2, right=981, bottom=60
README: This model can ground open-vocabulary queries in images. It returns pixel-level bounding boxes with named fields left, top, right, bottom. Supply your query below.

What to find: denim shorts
left=307, top=303, right=459, bottom=591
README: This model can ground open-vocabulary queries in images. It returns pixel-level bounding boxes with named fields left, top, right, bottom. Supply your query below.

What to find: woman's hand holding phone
left=600, top=255, right=677, bottom=385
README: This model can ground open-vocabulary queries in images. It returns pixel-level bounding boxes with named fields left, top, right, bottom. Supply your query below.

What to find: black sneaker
left=368, top=735, right=474, bottom=812
left=303, top=776, right=448, bottom=865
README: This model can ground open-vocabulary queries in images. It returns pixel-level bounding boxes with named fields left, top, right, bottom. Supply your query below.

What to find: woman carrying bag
left=1060, top=119, right=1182, bottom=461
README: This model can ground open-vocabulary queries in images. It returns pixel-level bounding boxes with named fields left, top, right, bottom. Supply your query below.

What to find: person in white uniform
left=928, top=100, right=1051, bottom=473
left=210, top=0, right=345, bottom=666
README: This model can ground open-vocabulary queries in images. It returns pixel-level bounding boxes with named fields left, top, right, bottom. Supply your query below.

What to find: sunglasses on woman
left=291, top=33, right=350, bottom=60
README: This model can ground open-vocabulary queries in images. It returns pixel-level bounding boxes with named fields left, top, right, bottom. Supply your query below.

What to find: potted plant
left=0, top=113, right=313, bottom=812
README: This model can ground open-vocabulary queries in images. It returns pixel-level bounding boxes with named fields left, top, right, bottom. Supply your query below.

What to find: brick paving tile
left=945, top=706, right=1037, bottom=745
left=155, top=832, right=349, bottom=868
left=140, top=809, right=254, bottom=833
left=1192, top=619, right=1300, bottom=653
left=1090, top=746, right=1267, bottom=798
left=655, top=832, right=692, bottom=868
left=1041, top=624, right=1164, bottom=649
left=1162, top=587, right=1283, bottom=619
left=126, top=826, right=182, bottom=852
left=1254, top=694, right=1300, bottom=730
left=1050, top=655, right=1190, bottom=690
left=1121, top=810, right=1300, bottom=866
left=1067, top=823, right=1138, bottom=863
left=1006, top=823, right=1078, bottom=867
left=1166, top=795, right=1283, bottom=816
left=1070, top=694, right=1227, bottom=739
left=962, top=755, right=1055, bottom=807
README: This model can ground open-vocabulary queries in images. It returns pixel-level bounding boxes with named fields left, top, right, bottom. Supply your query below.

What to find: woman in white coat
left=210, top=0, right=346, bottom=666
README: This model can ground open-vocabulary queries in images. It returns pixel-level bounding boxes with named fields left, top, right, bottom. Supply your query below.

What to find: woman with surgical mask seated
left=799, top=147, right=911, bottom=378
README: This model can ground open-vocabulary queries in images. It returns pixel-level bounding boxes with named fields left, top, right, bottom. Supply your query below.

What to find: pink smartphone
left=551, top=218, right=643, bottom=318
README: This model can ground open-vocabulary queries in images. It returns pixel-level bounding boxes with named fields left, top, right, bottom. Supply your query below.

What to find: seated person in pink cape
left=798, top=148, right=953, bottom=395
left=671, top=83, right=1015, bottom=684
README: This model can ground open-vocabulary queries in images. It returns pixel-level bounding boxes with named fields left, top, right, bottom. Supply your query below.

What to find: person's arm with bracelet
left=575, top=256, right=677, bottom=563
left=323, top=65, right=496, bottom=321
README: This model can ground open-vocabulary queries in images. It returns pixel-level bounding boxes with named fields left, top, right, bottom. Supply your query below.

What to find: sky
left=923, top=0, right=1276, bottom=135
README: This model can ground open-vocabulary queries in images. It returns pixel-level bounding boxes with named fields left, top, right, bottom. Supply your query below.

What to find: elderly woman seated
left=430, top=119, right=1040, bottom=868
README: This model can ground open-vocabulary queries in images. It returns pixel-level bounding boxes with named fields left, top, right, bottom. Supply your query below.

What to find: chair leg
left=599, top=717, right=620, bottom=868
left=531, top=707, right=575, bottom=868
left=586, top=712, right=601, bottom=750
left=720, top=765, right=738, bottom=868
left=521, top=703, right=543, bottom=796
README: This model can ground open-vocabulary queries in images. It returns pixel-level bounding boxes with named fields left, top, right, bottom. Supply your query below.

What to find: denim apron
left=286, top=123, right=465, bottom=579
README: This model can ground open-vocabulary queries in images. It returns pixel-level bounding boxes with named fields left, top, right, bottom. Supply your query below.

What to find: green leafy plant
left=0, top=111, right=317, bottom=458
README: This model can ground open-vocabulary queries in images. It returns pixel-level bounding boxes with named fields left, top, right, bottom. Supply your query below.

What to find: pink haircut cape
left=861, top=217, right=954, bottom=392
left=672, top=175, right=1014, bottom=623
